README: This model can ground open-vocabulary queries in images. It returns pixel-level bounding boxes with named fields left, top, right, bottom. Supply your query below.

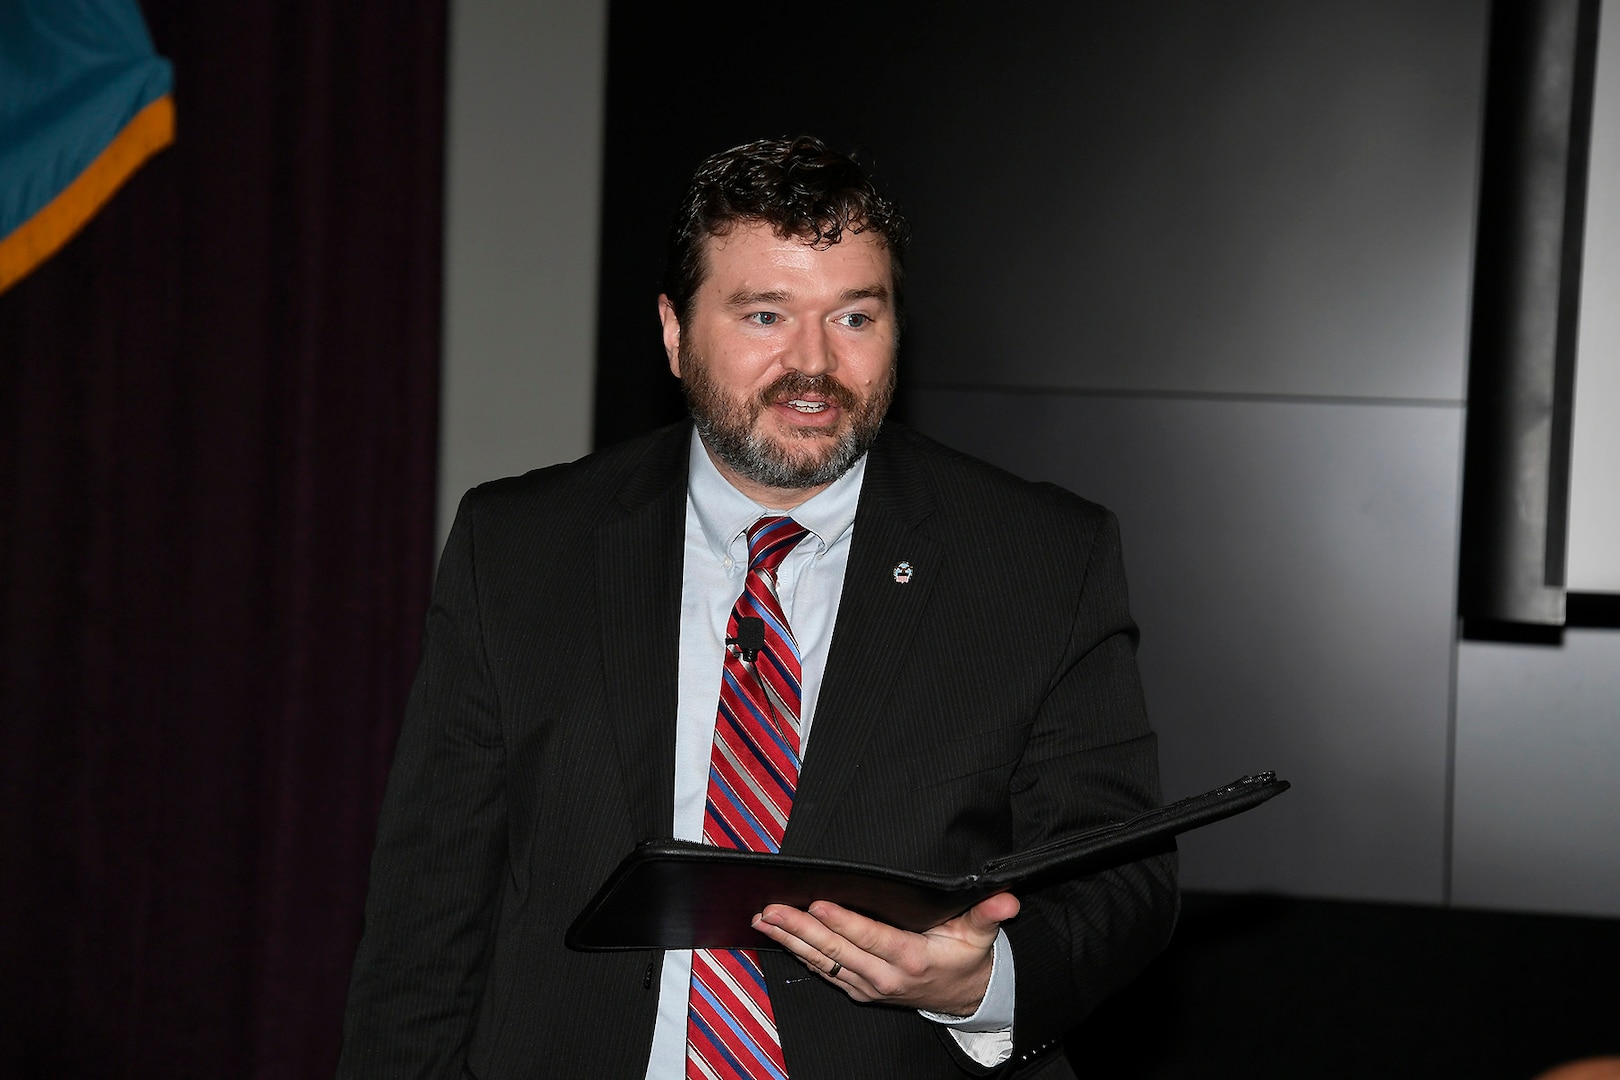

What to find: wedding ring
left=828, top=962, right=843, bottom=979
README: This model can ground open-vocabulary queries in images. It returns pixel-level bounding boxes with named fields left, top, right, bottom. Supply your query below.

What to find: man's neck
left=698, top=440, right=831, bottom=510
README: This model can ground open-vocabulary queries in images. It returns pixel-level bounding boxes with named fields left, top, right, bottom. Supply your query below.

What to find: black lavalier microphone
left=727, top=617, right=766, bottom=662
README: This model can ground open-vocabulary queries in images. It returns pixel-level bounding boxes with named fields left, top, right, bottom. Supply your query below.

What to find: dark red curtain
left=0, top=4, right=446, bottom=1076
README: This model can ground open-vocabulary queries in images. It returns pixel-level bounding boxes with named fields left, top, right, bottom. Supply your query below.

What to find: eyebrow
left=841, top=285, right=891, bottom=304
left=722, top=284, right=892, bottom=307
left=724, top=288, right=792, bottom=307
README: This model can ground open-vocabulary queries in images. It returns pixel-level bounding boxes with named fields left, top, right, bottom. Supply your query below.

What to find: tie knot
left=746, top=516, right=809, bottom=574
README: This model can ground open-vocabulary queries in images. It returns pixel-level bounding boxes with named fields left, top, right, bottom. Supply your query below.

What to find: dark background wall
left=592, top=0, right=1620, bottom=919
left=3, top=0, right=1614, bottom=1076
left=587, top=3, right=1620, bottom=1072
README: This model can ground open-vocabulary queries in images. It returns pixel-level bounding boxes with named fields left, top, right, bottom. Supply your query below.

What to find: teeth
left=786, top=399, right=828, bottom=413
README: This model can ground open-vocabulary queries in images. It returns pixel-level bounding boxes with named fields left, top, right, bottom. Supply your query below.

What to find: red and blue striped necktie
left=686, top=515, right=810, bottom=1080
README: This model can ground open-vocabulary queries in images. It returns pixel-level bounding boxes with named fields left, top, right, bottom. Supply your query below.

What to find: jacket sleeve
left=996, top=509, right=1178, bottom=1074
left=337, top=489, right=509, bottom=1079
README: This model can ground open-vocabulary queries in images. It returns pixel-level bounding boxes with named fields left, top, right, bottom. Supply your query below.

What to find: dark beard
left=679, top=342, right=894, bottom=493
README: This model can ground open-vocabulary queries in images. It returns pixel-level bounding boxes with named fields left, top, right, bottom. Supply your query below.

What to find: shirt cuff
left=917, top=928, right=1015, bottom=1066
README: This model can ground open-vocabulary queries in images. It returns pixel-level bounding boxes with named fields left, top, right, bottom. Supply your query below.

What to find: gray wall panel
left=1453, top=632, right=1620, bottom=918
left=899, top=1, right=1485, bottom=403
left=439, top=0, right=605, bottom=549
left=910, top=390, right=1463, bottom=903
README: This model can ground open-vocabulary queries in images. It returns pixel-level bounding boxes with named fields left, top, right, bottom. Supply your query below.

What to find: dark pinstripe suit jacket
left=338, top=422, right=1176, bottom=1080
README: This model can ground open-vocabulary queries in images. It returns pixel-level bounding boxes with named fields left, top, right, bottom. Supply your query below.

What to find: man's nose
left=783, top=324, right=834, bottom=376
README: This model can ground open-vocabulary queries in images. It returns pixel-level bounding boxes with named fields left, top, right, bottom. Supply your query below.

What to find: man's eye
left=748, top=312, right=780, bottom=326
left=840, top=313, right=871, bottom=328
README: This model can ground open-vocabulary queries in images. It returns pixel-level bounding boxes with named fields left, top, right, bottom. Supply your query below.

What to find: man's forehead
left=698, top=222, right=892, bottom=283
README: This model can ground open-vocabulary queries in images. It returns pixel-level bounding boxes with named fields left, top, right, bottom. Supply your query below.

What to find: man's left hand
left=750, top=892, right=1021, bottom=1017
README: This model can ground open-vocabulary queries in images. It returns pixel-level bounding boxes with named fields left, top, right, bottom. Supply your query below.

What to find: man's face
left=659, top=221, right=897, bottom=507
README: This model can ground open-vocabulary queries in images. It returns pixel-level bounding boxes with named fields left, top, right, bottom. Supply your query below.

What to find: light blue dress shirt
left=643, top=431, right=1013, bottom=1077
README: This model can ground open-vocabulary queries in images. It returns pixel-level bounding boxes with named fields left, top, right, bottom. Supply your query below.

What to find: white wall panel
left=1567, top=5, right=1620, bottom=593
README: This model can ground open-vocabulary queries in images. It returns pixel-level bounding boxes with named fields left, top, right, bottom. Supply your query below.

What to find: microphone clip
left=727, top=616, right=766, bottom=663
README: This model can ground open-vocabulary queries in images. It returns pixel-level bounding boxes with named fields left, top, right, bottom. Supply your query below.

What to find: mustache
left=757, top=372, right=858, bottom=411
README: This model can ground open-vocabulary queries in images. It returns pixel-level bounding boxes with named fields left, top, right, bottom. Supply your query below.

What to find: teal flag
left=0, top=0, right=174, bottom=292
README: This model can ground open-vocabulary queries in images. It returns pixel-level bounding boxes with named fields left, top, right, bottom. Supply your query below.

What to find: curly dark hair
left=661, top=135, right=910, bottom=326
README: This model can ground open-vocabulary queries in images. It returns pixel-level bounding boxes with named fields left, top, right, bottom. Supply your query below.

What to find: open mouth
left=785, top=399, right=829, bottom=414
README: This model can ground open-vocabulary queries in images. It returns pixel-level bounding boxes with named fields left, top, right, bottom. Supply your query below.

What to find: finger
left=753, top=903, right=835, bottom=949
left=753, top=906, right=883, bottom=997
left=751, top=908, right=859, bottom=972
left=757, top=901, right=876, bottom=959
left=801, top=900, right=910, bottom=960
left=749, top=909, right=819, bottom=958
left=793, top=902, right=951, bottom=1001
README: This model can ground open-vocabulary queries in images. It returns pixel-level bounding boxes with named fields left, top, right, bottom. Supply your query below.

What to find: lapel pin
left=892, top=561, right=914, bottom=584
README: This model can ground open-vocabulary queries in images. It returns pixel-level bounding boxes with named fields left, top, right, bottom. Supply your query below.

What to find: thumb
left=963, top=891, right=1021, bottom=937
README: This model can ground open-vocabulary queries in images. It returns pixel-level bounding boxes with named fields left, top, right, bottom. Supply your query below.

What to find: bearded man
left=338, top=136, right=1176, bottom=1080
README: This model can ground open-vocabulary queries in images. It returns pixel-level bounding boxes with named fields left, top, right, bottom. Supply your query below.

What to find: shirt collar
left=687, top=427, right=866, bottom=561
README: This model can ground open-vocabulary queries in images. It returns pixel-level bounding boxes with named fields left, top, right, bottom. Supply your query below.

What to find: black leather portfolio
left=566, top=772, right=1289, bottom=951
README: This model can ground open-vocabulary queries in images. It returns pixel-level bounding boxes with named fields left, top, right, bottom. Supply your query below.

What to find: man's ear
left=657, top=294, right=682, bottom=377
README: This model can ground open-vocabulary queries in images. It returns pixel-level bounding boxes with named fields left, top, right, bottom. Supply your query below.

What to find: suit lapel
left=596, top=426, right=690, bottom=839
left=786, top=428, right=941, bottom=853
